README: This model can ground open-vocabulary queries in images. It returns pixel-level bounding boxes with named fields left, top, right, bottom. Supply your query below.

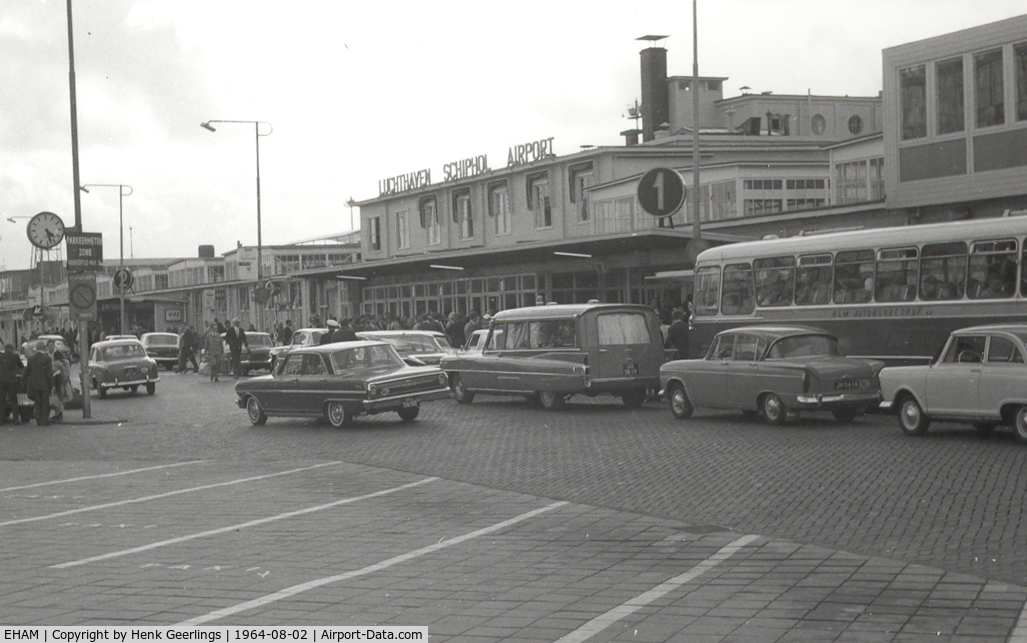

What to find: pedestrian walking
left=22, top=341, right=53, bottom=426
left=224, top=318, right=248, bottom=379
left=177, top=325, right=200, bottom=373
left=203, top=323, right=225, bottom=382
left=51, top=350, right=73, bottom=422
left=0, top=343, right=22, bottom=424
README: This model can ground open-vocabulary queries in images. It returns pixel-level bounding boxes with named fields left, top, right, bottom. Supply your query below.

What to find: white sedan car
left=880, top=324, right=1027, bottom=442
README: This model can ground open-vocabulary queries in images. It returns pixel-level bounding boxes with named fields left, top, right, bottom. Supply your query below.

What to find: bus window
left=693, top=266, right=721, bottom=316
left=833, top=250, right=875, bottom=304
left=795, top=254, right=833, bottom=305
left=721, top=264, right=755, bottom=315
left=754, top=256, right=795, bottom=307
left=920, top=242, right=966, bottom=300
left=968, top=239, right=1016, bottom=299
left=875, top=248, right=918, bottom=302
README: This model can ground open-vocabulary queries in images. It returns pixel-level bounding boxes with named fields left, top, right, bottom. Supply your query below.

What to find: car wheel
left=1013, top=407, right=1027, bottom=444
left=146, top=383, right=156, bottom=395
left=451, top=375, right=475, bottom=404
left=397, top=406, right=419, bottom=422
left=245, top=397, right=267, bottom=426
left=898, top=396, right=929, bottom=436
left=538, top=390, right=566, bottom=410
left=326, top=401, right=352, bottom=428
left=130, top=385, right=139, bottom=393
left=762, top=393, right=787, bottom=425
left=832, top=408, right=857, bottom=424
left=621, top=389, right=646, bottom=409
left=668, top=383, right=693, bottom=420
left=98, top=386, right=107, bottom=399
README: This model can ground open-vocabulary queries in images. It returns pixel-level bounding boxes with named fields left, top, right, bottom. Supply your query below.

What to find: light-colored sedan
left=88, top=338, right=160, bottom=398
left=880, top=324, right=1027, bottom=442
left=661, top=326, right=883, bottom=424
left=269, top=327, right=328, bottom=370
left=356, top=330, right=456, bottom=365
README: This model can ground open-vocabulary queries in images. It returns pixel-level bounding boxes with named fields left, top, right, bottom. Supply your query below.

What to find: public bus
left=690, top=215, right=1027, bottom=364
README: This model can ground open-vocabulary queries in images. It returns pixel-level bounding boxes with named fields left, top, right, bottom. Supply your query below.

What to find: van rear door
left=594, top=311, right=661, bottom=382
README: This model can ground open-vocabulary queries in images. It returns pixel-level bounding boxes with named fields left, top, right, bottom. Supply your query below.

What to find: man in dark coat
left=0, top=343, right=23, bottom=424
left=664, top=308, right=690, bottom=360
left=224, top=318, right=248, bottom=379
left=22, top=340, right=53, bottom=426
left=331, top=320, right=358, bottom=343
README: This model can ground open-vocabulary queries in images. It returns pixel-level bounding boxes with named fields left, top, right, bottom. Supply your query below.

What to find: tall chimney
left=638, top=39, right=669, bottom=143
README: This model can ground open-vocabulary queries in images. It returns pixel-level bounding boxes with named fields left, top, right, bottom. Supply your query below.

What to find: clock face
left=27, top=212, right=66, bottom=249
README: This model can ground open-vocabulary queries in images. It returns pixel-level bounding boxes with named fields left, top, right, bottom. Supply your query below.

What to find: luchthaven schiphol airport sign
left=377, top=137, right=555, bottom=197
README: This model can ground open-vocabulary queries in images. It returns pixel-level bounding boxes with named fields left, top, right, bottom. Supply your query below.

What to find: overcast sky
left=1, top=0, right=1024, bottom=272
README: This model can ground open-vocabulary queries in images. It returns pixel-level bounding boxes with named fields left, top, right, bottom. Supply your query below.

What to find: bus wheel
left=1013, top=407, right=1027, bottom=444
left=761, top=393, right=787, bottom=425
left=898, top=396, right=929, bottom=436
left=668, top=384, right=693, bottom=420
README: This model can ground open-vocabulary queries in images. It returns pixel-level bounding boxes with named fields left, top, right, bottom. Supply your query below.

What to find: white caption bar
left=2, top=627, right=428, bottom=642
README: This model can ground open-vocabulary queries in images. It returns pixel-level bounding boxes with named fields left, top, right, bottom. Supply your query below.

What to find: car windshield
left=146, top=336, right=178, bottom=346
left=331, top=344, right=404, bottom=372
left=249, top=334, right=273, bottom=347
left=766, top=334, right=842, bottom=359
left=100, top=344, right=145, bottom=360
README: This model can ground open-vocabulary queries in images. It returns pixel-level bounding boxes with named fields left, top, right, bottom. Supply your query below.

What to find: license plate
left=623, top=363, right=638, bottom=376
left=834, top=379, right=860, bottom=390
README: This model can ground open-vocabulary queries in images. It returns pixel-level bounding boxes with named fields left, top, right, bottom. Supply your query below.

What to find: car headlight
left=438, top=373, right=448, bottom=387
left=368, top=383, right=377, bottom=396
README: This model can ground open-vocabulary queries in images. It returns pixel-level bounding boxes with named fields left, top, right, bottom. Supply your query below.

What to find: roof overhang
left=290, top=228, right=750, bottom=281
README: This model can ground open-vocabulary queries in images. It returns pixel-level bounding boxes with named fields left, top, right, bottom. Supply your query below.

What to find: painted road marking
left=0, top=461, right=341, bottom=528
left=177, top=500, right=570, bottom=625
left=0, top=461, right=207, bottom=493
left=555, top=534, right=761, bottom=643
left=51, top=477, right=440, bottom=568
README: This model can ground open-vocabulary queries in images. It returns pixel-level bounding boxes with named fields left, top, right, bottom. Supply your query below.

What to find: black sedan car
left=235, top=340, right=451, bottom=427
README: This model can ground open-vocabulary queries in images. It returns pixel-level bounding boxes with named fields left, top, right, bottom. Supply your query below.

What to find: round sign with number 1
left=637, top=168, right=686, bottom=218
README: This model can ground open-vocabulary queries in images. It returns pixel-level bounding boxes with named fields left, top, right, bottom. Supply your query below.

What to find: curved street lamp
left=200, top=120, right=273, bottom=330
left=80, top=183, right=133, bottom=333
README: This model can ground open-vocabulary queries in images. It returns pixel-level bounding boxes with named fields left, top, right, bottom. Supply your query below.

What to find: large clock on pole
left=26, top=211, right=66, bottom=249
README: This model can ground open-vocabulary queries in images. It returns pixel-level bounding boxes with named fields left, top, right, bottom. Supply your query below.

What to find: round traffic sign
left=113, top=267, right=134, bottom=291
left=637, top=168, right=686, bottom=218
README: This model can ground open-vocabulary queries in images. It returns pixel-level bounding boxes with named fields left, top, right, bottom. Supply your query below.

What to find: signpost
left=637, top=167, right=687, bottom=219
left=66, top=232, right=103, bottom=273
left=68, top=273, right=98, bottom=322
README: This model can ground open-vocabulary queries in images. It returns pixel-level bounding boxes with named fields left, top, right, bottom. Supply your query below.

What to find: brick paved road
left=2, top=371, right=1027, bottom=640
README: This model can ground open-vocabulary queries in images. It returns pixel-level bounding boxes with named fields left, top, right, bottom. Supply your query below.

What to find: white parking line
left=0, top=461, right=207, bottom=493
left=177, top=500, right=569, bottom=626
left=0, top=461, right=341, bottom=528
left=51, top=477, right=439, bottom=569
left=555, top=534, right=761, bottom=643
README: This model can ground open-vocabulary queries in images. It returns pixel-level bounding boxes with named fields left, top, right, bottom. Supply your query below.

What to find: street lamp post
left=200, top=120, right=272, bottom=331
left=81, top=184, right=132, bottom=334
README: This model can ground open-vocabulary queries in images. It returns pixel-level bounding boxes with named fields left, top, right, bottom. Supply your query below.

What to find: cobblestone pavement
left=2, top=370, right=1027, bottom=641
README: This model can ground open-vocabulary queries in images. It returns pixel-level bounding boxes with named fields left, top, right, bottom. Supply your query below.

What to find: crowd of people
left=0, top=338, right=75, bottom=426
